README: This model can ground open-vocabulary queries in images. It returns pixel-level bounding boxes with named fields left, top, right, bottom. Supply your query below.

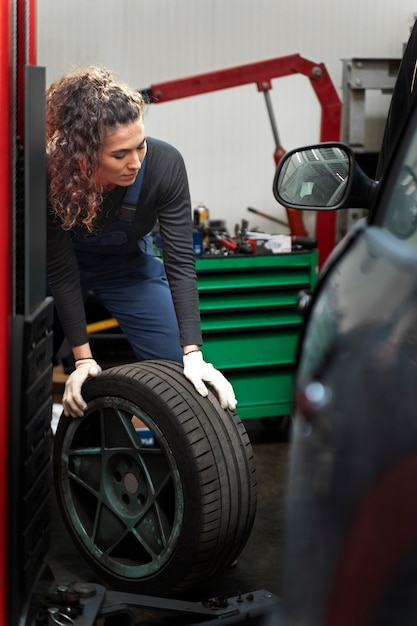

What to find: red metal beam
left=148, top=53, right=342, bottom=145
left=0, top=0, right=12, bottom=621
left=150, top=54, right=330, bottom=102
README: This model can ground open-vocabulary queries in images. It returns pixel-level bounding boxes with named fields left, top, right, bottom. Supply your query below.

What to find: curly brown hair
left=46, top=66, right=145, bottom=231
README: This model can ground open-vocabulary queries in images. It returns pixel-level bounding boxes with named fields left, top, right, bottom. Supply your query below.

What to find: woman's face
left=96, top=118, right=147, bottom=188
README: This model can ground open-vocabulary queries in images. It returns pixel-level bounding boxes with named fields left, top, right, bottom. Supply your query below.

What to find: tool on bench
left=247, top=207, right=317, bottom=250
left=234, top=220, right=254, bottom=254
left=209, top=226, right=254, bottom=254
left=291, top=235, right=317, bottom=250
left=210, top=230, right=238, bottom=252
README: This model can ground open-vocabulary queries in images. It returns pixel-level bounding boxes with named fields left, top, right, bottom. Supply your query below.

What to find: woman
left=46, top=66, right=236, bottom=417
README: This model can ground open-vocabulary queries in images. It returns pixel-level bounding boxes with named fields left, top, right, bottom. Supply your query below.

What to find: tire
left=53, top=360, right=257, bottom=595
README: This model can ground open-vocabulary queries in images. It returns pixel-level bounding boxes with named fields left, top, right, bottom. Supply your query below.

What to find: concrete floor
left=47, top=416, right=291, bottom=623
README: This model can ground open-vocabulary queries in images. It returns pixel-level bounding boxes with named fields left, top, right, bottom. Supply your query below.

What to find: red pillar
left=0, top=0, right=12, bottom=621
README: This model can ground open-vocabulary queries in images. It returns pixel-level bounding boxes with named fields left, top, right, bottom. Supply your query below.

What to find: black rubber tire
left=53, top=360, right=257, bottom=595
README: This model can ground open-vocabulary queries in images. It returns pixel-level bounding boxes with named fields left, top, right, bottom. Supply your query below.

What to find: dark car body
left=273, top=99, right=417, bottom=625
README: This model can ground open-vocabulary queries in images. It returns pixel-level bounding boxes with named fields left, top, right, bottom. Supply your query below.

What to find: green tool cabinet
left=195, top=251, right=318, bottom=420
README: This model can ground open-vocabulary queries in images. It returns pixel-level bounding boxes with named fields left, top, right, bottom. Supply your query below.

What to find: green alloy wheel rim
left=59, top=398, right=183, bottom=579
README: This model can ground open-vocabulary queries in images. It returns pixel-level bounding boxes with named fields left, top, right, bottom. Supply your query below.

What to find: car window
left=379, top=117, right=417, bottom=242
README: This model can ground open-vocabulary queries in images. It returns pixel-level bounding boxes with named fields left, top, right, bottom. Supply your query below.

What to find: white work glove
left=63, top=358, right=102, bottom=418
left=183, top=350, right=237, bottom=411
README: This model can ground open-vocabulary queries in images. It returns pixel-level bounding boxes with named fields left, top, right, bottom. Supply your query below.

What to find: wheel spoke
left=130, top=468, right=176, bottom=553
left=66, top=450, right=102, bottom=496
left=61, top=400, right=183, bottom=575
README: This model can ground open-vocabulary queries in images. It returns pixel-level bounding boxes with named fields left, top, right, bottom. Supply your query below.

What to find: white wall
left=37, top=0, right=417, bottom=236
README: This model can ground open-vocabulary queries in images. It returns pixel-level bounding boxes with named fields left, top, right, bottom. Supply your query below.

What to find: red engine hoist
left=140, top=54, right=342, bottom=265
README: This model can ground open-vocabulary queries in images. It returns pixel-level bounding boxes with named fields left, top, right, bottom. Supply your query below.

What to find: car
left=272, top=98, right=417, bottom=624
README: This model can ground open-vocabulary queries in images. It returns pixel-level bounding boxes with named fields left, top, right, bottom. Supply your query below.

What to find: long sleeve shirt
left=47, top=137, right=202, bottom=349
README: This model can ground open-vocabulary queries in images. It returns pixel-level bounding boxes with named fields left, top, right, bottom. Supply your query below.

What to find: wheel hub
left=106, top=453, right=148, bottom=516
left=124, top=471, right=139, bottom=494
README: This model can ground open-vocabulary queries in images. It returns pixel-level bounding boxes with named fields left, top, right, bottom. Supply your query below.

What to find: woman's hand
left=63, top=358, right=102, bottom=417
left=182, top=350, right=237, bottom=411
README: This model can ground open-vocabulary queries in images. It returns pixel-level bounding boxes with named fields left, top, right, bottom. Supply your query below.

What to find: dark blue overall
left=70, top=159, right=182, bottom=362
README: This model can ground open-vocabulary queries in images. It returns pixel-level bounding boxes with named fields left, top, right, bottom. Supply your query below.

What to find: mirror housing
left=273, top=142, right=377, bottom=211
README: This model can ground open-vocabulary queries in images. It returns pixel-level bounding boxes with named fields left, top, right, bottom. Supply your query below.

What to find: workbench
left=195, top=251, right=318, bottom=420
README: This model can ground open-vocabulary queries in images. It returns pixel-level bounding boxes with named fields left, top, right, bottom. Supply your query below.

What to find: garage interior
left=3, top=2, right=417, bottom=625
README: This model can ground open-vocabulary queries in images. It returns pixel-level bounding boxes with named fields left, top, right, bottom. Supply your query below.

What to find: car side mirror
left=273, top=142, right=376, bottom=211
